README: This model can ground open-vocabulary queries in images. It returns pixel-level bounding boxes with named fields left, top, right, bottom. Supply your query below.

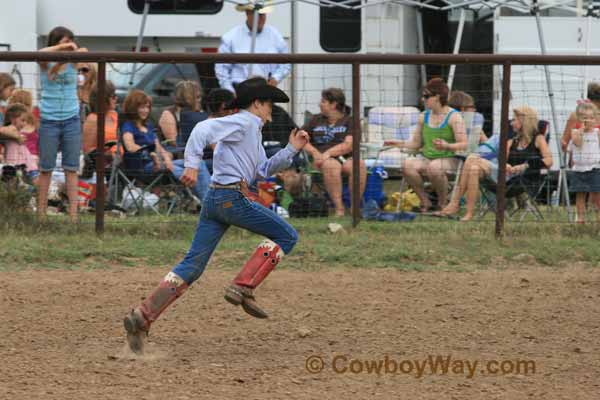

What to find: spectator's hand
left=267, top=78, right=278, bottom=86
left=314, top=152, right=330, bottom=169
left=76, top=47, right=88, bottom=52
left=432, top=138, right=448, bottom=150
left=58, top=42, right=78, bottom=52
left=2, top=125, right=21, bottom=142
left=571, top=128, right=583, bottom=145
left=164, top=159, right=174, bottom=172
left=506, top=164, right=515, bottom=176
left=180, top=168, right=198, bottom=188
left=289, top=128, right=310, bottom=151
left=383, top=139, right=405, bottom=149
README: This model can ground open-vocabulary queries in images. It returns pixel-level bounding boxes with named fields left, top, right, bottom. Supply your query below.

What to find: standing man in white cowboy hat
left=123, top=77, right=309, bottom=354
left=215, top=0, right=291, bottom=93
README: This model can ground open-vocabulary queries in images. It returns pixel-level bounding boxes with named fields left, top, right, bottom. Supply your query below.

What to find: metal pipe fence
left=1, top=51, right=595, bottom=236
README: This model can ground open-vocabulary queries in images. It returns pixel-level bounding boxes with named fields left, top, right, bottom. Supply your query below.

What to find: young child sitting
left=8, top=89, right=39, bottom=160
left=567, top=102, right=600, bottom=224
left=2, top=103, right=39, bottom=184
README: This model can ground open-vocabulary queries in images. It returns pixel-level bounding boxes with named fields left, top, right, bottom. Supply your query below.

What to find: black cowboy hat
left=232, top=77, right=289, bottom=109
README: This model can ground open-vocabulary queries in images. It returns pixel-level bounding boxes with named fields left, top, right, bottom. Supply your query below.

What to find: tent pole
left=129, top=0, right=151, bottom=86
left=583, top=13, right=591, bottom=98
left=532, top=0, right=572, bottom=218
left=290, top=0, right=297, bottom=120
left=249, top=8, right=260, bottom=77
left=447, top=8, right=466, bottom=91
left=416, top=7, right=427, bottom=87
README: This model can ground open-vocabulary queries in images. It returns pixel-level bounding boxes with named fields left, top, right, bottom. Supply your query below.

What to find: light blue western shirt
left=40, top=63, right=80, bottom=121
left=184, top=110, right=297, bottom=185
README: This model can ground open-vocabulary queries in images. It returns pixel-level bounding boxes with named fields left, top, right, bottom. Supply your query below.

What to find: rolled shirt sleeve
left=256, top=142, right=299, bottom=180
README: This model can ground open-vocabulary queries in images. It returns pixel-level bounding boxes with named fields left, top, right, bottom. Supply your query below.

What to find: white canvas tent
left=130, top=0, right=597, bottom=215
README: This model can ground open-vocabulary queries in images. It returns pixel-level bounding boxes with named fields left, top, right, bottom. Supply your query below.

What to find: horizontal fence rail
left=1, top=51, right=596, bottom=234
left=2, top=52, right=600, bottom=65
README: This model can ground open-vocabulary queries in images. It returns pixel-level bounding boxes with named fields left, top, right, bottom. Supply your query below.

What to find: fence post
left=352, top=62, right=361, bottom=227
left=95, top=62, right=106, bottom=235
left=496, top=61, right=512, bottom=238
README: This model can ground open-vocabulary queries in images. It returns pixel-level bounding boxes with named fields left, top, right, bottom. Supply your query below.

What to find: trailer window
left=320, top=1, right=361, bottom=52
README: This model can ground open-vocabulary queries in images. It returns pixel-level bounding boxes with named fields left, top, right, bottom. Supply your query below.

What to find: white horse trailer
left=0, top=0, right=419, bottom=123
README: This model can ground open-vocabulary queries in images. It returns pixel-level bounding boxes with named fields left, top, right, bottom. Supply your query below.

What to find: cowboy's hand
left=267, top=78, right=278, bottom=86
left=180, top=167, right=198, bottom=187
left=289, top=128, right=310, bottom=151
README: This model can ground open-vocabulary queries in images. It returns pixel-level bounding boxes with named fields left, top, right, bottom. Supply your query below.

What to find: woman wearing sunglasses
left=385, top=78, right=467, bottom=212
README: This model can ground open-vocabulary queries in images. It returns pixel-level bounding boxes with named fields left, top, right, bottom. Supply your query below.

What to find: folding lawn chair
left=478, top=120, right=551, bottom=222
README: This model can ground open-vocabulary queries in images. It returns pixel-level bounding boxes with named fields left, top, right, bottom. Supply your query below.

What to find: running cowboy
left=123, top=77, right=309, bottom=354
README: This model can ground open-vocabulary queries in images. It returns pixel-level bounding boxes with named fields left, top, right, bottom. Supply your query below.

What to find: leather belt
left=209, top=182, right=243, bottom=190
left=209, top=180, right=258, bottom=202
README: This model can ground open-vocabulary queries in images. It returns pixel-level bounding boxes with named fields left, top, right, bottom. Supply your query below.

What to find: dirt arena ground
left=1, top=266, right=599, bottom=400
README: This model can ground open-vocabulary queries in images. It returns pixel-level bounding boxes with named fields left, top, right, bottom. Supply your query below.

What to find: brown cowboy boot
left=124, top=272, right=188, bottom=354
left=224, top=239, right=284, bottom=319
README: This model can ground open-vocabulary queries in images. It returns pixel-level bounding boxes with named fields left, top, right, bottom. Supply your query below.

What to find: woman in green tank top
left=385, top=78, right=467, bottom=211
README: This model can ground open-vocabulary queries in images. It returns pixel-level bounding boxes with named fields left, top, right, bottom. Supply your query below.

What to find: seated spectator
left=385, top=78, right=467, bottom=211
left=2, top=103, right=39, bottom=183
left=82, top=81, right=119, bottom=156
left=438, top=105, right=552, bottom=221
left=77, top=62, right=97, bottom=121
left=0, top=72, right=16, bottom=123
left=561, top=82, right=600, bottom=153
left=205, top=87, right=235, bottom=119
left=122, top=90, right=209, bottom=201
left=8, top=89, right=39, bottom=160
left=302, top=87, right=366, bottom=216
left=158, top=80, right=208, bottom=149
left=81, top=81, right=119, bottom=178
left=448, top=90, right=487, bottom=143
left=0, top=72, right=16, bottom=161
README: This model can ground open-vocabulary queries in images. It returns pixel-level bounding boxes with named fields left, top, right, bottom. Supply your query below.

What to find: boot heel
left=224, top=286, right=243, bottom=306
left=123, top=313, right=138, bottom=334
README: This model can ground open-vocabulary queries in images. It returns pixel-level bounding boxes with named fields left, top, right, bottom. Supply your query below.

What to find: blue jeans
left=38, top=115, right=81, bottom=172
left=171, top=188, right=298, bottom=285
left=170, top=159, right=210, bottom=202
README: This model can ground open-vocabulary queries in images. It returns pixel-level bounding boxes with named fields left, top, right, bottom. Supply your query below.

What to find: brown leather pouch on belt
left=239, top=180, right=261, bottom=203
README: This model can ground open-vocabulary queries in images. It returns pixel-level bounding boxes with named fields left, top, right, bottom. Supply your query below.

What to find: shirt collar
left=243, top=23, right=264, bottom=36
left=240, top=109, right=265, bottom=130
